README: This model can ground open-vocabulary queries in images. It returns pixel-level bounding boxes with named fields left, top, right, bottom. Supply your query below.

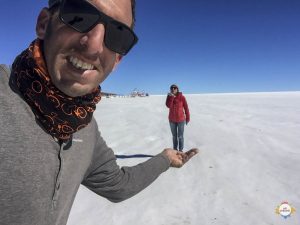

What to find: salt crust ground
left=67, top=92, right=300, bottom=225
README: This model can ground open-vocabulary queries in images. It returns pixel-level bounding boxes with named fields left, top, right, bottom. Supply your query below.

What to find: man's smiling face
left=36, top=0, right=133, bottom=97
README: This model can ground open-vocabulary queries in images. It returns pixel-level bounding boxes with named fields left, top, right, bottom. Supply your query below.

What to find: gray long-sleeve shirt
left=0, top=65, right=170, bottom=225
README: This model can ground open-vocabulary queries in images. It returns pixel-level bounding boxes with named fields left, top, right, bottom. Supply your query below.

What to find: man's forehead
left=48, top=0, right=133, bottom=27
left=90, top=0, right=132, bottom=26
left=49, top=0, right=132, bottom=14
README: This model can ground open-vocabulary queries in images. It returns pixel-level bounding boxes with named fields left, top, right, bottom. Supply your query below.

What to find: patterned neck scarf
left=10, top=39, right=101, bottom=141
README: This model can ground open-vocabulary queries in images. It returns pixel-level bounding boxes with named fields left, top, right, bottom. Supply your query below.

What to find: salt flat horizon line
left=103, top=90, right=300, bottom=97
left=168, top=90, right=300, bottom=96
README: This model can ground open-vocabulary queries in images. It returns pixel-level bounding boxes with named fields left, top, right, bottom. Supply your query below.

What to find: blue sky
left=0, top=0, right=299, bottom=95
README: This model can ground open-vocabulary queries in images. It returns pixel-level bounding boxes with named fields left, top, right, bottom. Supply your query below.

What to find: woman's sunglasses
left=59, top=0, right=138, bottom=55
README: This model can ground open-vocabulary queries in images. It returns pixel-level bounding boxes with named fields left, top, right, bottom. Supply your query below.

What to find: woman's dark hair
left=170, top=84, right=179, bottom=91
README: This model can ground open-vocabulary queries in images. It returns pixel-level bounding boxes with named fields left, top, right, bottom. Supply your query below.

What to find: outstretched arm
left=82, top=124, right=199, bottom=202
left=82, top=127, right=171, bottom=203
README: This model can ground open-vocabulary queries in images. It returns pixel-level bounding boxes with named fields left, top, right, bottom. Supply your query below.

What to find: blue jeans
left=169, top=121, right=185, bottom=151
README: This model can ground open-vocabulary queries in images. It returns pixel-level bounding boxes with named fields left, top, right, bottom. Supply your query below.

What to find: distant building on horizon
left=101, top=92, right=117, bottom=98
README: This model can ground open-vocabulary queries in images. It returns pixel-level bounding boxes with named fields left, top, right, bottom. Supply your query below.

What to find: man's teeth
left=69, top=56, right=94, bottom=70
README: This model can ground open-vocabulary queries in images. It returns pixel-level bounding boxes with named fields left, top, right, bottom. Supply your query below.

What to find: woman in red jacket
left=166, top=84, right=190, bottom=152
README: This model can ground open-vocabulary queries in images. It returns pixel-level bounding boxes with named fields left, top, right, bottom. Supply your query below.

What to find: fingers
left=175, top=148, right=199, bottom=166
left=185, top=148, right=199, bottom=158
left=162, top=148, right=199, bottom=168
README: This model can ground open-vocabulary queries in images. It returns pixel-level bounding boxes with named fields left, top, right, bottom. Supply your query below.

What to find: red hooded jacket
left=166, top=92, right=190, bottom=123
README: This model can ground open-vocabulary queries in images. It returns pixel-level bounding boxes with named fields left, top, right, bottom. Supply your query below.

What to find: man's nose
left=80, top=23, right=106, bottom=54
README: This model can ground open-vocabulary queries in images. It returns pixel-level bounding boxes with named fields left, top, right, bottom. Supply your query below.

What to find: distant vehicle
left=130, top=88, right=149, bottom=97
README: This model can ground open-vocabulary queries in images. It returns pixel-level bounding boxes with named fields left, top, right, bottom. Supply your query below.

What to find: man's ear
left=36, top=8, right=51, bottom=40
left=112, top=55, right=123, bottom=71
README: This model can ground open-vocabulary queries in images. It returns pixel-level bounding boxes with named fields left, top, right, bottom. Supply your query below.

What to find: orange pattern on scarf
left=10, top=39, right=101, bottom=141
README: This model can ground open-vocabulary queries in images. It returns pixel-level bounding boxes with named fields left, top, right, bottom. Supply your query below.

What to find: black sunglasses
left=171, top=86, right=178, bottom=90
left=59, top=0, right=138, bottom=55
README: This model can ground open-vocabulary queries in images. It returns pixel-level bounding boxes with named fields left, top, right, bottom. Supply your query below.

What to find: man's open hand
left=163, top=148, right=199, bottom=168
